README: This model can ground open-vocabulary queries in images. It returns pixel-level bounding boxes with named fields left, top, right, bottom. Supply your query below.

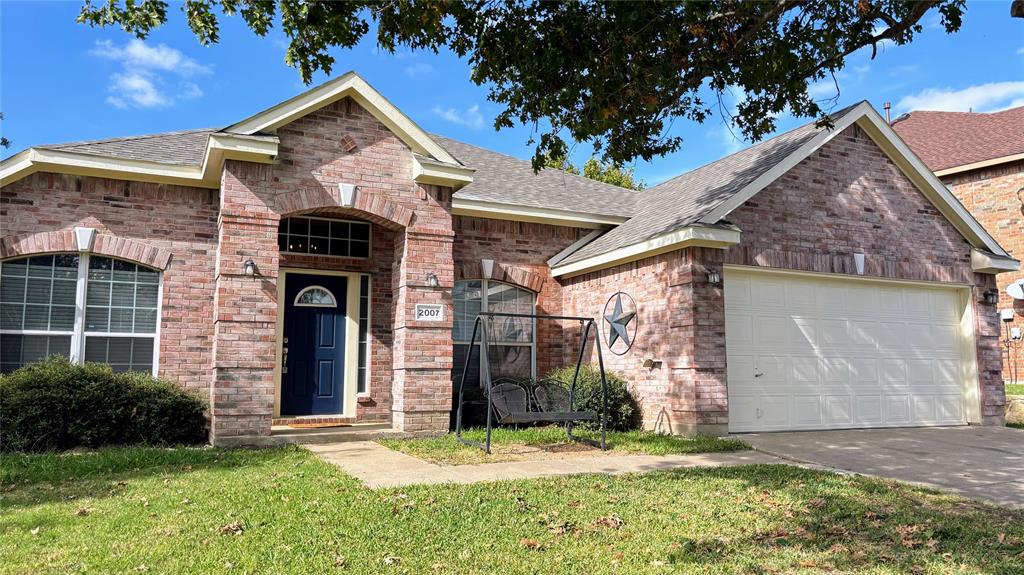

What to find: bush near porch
left=0, top=357, right=207, bottom=452
left=3, top=446, right=1023, bottom=574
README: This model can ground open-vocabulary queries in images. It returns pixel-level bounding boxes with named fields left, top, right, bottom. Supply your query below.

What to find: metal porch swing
left=454, top=311, right=609, bottom=454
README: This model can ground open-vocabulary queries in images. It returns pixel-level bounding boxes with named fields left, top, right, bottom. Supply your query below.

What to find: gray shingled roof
left=556, top=103, right=863, bottom=266
left=435, top=135, right=638, bottom=218
left=39, top=128, right=217, bottom=166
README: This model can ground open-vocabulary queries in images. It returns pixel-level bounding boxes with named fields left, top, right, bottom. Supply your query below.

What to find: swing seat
left=489, top=379, right=598, bottom=424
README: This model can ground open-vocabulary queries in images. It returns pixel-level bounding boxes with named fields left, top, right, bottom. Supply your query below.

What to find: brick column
left=210, top=163, right=280, bottom=443
left=390, top=229, right=455, bottom=432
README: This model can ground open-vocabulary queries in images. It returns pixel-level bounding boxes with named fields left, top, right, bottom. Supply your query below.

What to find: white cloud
left=404, top=62, right=434, bottom=77
left=896, top=81, right=1024, bottom=113
left=91, top=39, right=210, bottom=109
left=432, top=104, right=484, bottom=129
left=1018, top=46, right=1024, bottom=56
left=92, top=39, right=209, bottom=76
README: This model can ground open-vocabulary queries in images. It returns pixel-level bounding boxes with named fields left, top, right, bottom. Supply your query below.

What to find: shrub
left=545, top=365, right=642, bottom=431
left=0, top=357, right=207, bottom=452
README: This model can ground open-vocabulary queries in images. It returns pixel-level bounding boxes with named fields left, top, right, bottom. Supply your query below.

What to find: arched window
left=294, top=286, right=337, bottom=307
left=452, top=279, right=535, bottom=388
left=0, top=254, right=160, bottom=374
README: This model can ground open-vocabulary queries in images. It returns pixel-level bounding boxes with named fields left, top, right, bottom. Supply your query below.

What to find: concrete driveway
left=739, top=426, right=1024, bottom=509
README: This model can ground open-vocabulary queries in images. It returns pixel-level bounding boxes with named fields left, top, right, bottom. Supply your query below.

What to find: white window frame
left=293, top=285, right=338, bottom=308
left=278, top=215, right=372, bottom=260
left=0, top=253, right=162, bottom=376
left=453, top=279, right=537, bottom=381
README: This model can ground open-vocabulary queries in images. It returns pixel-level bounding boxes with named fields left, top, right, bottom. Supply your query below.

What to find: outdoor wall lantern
left=706, top=269, right=722, bottom=286
left=426, top=272, right=440, bottom=288
left=243, top=259, right=259, bottom=278
left=984, top=290, right=999, bottom=305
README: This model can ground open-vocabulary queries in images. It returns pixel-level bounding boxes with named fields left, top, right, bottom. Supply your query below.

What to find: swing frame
left=454, top=311, right=609, bottom=454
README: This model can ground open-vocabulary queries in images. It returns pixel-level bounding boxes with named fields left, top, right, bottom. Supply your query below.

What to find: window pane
left=295, top=287, right=336, bottom=306
left=49, top=305, right=75, bottom=331
left=85, top=258, right=159, bottom=335
left=25, top=277, right=51, bottom=304
left=84, top=336, right=154, bottom=373
left=452, top=343, right=481, bottom=389
left=357, top=275, right=370, bottom=394
left=53, top=254, right=79, bottom=278
left=2, top=259, right=28, bottom=276
left=24, top=304, right=49, bottom=329
left=51, top=279, right=77, bottom=304
left=1, top=275, right=26, bottom=302
left=280, top=217, right=371, bottom=258
left=0, top=303, right=24, bottom=330
left=27, top=256, right=53, bottom=277
left=0, top=334, right=71, bottom=373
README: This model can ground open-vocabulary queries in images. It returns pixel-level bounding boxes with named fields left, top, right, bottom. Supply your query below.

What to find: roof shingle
left=39, top=128, right=216, bottom=166
left=891, top=106, right=1024, bottom=172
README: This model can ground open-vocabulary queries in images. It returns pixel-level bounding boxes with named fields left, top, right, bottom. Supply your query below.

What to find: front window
left=0, top=254, right=160, bottom=374
left=278, top=216, right=371, bottom=258
left=452, top=279, right=535, bottom=389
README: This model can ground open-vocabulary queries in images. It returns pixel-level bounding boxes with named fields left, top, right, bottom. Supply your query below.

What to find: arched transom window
left=452, top=279, right=535, bottom=388
left=0, top=254, right=160, bottom=374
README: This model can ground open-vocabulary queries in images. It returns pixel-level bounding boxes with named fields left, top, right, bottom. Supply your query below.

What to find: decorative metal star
left=604, top=293, right=636, bottom=348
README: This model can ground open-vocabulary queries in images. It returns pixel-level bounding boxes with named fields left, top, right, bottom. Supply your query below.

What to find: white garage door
left=725, top=268, right=971, bottom=432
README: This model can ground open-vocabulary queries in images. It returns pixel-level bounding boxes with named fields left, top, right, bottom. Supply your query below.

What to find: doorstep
left=214, top=423, right=443, bottom=448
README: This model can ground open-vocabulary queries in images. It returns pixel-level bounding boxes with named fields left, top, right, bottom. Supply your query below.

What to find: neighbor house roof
left=891, top=106, right=1024, bottom=175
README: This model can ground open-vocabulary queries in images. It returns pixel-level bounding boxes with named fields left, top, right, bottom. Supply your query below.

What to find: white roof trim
left=551, top=225, right=741, bottom=278
left=0, top=134, right=278, bottom=189
left=226, top=71, right=462, bottom=167
left=451, top=197, right=628, bottom=229
left=413, top=158, right=475, bottom=188
left=697, top=101, right=1009, bottom=258
left=971, top=249, right=1020, bottom=274
left=934, top=152, right=1024, bottom=177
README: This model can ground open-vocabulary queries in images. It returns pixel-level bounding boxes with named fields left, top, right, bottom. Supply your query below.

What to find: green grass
left=379, top=427, right=750, bottom=465
left=1006, top=383, right=1024, bottom=396
left=2, top=446, right=1022, bottom=574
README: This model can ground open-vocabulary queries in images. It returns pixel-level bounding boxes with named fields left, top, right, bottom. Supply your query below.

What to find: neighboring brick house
left=1, top=73, right=1017, bottom=443
left=893, top=107, right=1024, bottom=386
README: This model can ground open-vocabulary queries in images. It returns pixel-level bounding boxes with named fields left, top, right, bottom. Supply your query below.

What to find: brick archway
left=276, top=188, right=414, bottom=230
left=0, top=229, right=173, bottom=269
left=456, top=261, right=546, bottom=293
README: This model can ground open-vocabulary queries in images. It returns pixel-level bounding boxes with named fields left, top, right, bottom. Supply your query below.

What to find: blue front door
left=281, top=274, right=347, bottom=415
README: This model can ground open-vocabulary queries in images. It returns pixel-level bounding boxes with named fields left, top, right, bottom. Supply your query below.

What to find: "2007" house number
left=414, top=303, right=444, bottom=322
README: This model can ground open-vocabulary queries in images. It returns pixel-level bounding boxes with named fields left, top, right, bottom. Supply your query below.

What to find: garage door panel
left=794, top=395, right=823, bottom=426
left=855, top=395, right=883, bottom=425
left=725, top=269, right=969, bottom=432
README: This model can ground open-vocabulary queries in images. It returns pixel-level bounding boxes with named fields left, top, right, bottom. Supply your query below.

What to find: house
left=0, top=72, right=1017, bottom=444
left=892, top=106, right=1024, bottom=385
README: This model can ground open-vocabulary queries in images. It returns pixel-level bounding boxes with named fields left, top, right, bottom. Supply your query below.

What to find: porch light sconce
left=983, top=290, right=999, bottom=305
left=243, top=259, right=259, bottom=278
left=706, top=269, right=722, bottom=286
left=853, top=252, right=866, bottom=275
left=480, top=258, right=494, bottom=278
left=426, top=272, right=440, bottom=288
left=339, top=183, right=358, bottom=207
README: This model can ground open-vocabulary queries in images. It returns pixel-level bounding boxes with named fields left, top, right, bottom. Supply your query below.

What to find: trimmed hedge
left=0, top=357, right=207, bottom=452
left=546, top=365, right=642, bottom=431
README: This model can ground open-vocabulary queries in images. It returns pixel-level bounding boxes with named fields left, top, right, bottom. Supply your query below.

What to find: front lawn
left=3, top=447, right=1023, bottom=574
left=1006, top=383, right=1024, bottom=396
left=379, top=427, right=749, bottom=465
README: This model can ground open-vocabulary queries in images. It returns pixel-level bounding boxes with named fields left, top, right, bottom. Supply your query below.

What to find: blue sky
left=2, top=1, right=1022, bottom=186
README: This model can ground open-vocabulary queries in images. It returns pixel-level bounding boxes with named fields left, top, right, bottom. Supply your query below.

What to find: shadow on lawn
left=607, top=465, right=1024, bottom=575
left=0, top=445, right=301, bottom=509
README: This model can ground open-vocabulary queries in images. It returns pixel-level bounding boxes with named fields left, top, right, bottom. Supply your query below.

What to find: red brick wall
left=563, top=123, right=1007, bottom=430
left=0, top=174, right=218, bottom=396
left=943, top=161, right=1024, bottom=384
left=212, top=96, right=458, bottom=437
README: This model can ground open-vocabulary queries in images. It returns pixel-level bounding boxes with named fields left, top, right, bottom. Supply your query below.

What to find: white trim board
left=551, top=225, right=741, bottom=278
left=452, top=197, right=628, bottom=229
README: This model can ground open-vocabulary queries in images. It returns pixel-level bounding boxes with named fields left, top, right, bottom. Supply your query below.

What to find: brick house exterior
left=892, top=107, right=1024, bottom=385
left=1, top=74, right=1017, bottom=442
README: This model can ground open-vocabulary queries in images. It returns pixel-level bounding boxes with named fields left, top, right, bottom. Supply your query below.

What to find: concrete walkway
left=306, top=441, right=784, bottom=488
left=740, top=426, right=1024, bottom=509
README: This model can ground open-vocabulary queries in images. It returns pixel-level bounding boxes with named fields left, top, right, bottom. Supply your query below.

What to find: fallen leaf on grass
left=30, top=527, right=40, bottom=536
left=74, top=507, right=92, bottom=516
left=519, top=538, right=542, bottom=550
left=218, top=521, right=245, bottom=536
left=592, top=514, right=624, bottom=530
left=382, top=555, right=400, bottom=565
